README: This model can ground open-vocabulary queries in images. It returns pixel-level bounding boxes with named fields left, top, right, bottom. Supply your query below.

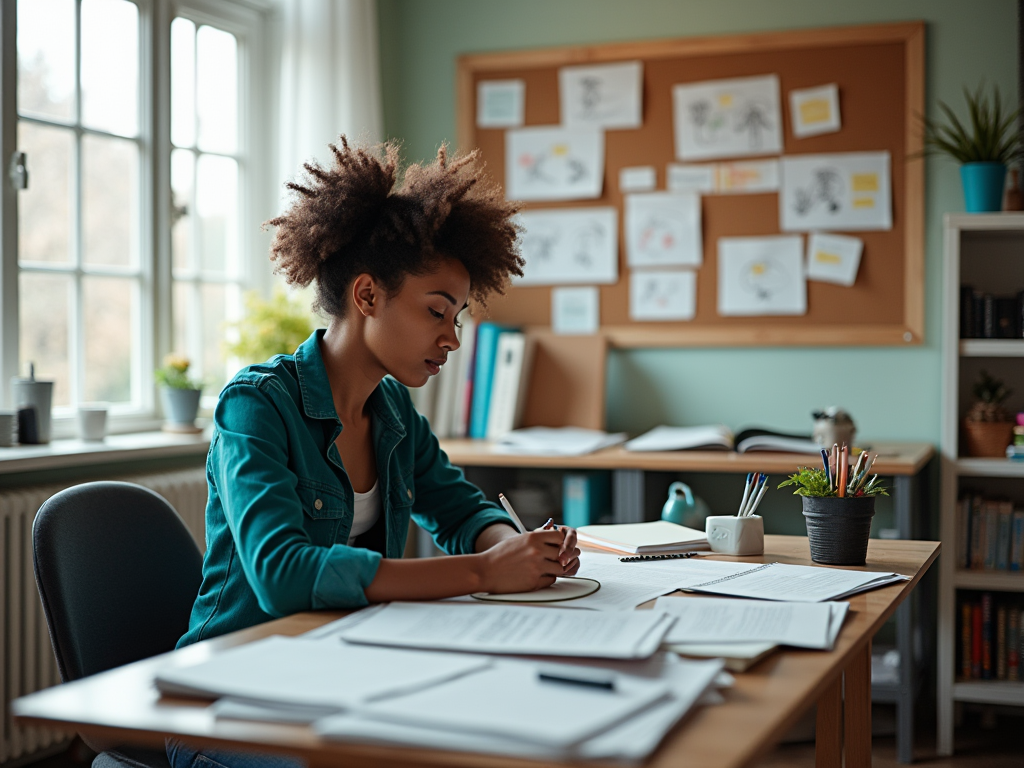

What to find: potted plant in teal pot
left=156, top=354, right=203, bottom=433
left=921, top=84, right=1021, bottom=212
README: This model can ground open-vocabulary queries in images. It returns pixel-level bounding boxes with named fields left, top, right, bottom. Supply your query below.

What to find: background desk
left=439, top=439, right=935, bottom=763
left=13, top=536, right=939, bottom=768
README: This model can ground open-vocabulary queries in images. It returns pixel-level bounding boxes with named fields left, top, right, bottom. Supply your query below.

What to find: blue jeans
left=166, top=739, right=305, bottom=768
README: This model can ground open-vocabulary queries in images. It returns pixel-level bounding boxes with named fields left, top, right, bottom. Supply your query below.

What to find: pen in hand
left=498, top=493, right=528, bottom=534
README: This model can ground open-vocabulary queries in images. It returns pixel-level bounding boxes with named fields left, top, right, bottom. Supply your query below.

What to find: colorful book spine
left=468, top=323, right=509, bottom=440
left=971, top=603, right=983, bottom=679
left=1009, top=609, right=1020, bottom=682
left=970, top=497, right=984, bottom=570
left=982, top=593, right=993, bottom=680
left=997, top=605, right=1008, bottom=680
left=997, top=502, right=1013, bottom=571
left=1011, top=511, right=1024, bottom=571
left=956, top=497, right=970, bottom=569
left=962, top=602, right=973, bottom=679
left=984, top=503, right=999, bottom=571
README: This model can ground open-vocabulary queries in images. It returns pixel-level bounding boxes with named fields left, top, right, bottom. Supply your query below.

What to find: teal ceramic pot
left=161, top=387, right=201, bottom=426
left=661, top=481, right=712, bottom=529
left=960, top=162, right=1006, bottom=213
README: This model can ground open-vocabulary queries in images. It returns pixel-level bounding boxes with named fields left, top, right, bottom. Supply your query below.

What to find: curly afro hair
left=264, top=137, right=524, bottom=318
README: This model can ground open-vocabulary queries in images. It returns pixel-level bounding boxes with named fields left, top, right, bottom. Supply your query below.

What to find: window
left=2, top=0, right=267, bottom=433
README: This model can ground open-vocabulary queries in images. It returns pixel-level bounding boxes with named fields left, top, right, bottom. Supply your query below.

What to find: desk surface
left=437, top=440, right=934, bottom=476
left=14, top=535, right=939, bottom=768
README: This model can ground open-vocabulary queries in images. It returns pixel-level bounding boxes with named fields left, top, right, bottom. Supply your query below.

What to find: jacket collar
left=293, top=329, right=405, bottom=436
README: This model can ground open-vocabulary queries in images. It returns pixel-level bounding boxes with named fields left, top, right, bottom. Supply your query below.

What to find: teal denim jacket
left=178, top=329, right=512, bottom=647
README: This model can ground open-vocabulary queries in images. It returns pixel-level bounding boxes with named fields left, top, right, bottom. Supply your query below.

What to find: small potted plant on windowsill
left=963, top=369, right=1014, bottom=458
left=919, top=83, right=1022, bottom=213
left=779, top=462, right=889, bottom=565
left=156, top=354, right=203, bottom=434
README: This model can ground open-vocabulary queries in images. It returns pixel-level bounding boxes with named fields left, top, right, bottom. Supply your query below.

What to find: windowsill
left=0, top=428, right=212, bottom=474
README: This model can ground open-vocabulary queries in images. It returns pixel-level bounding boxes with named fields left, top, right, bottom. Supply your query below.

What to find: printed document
left=683, top=561, right=908, bottom=602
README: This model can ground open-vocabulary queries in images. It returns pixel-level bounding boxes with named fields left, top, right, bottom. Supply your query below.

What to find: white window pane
left=196, top=155, right=238, bottom=275
left=82, top=134, right=138, bottom=267
left=18, top=122, right=73, bottom=265
left=81, top=0, right=138, bottom=136
left=171, top=149, right=195, bottom=272
left=18, top=0, right=75, bottom=121
left=201, top=283, right=228, bottom=392
left=20, top=273, right=72, bottom=408
left=196, top=25, right=237, bottom=153
left=83, top=276, right=136, bottom=403
left=171, top=17, right=196, bottom=148
left=172, top=281, right=194, bottom=363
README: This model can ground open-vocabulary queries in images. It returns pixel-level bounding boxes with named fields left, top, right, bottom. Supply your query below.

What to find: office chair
left=33, top=481, right=204, bottom=768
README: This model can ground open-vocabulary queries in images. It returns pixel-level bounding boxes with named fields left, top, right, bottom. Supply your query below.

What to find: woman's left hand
left=543, top=521, right=580, bottom=576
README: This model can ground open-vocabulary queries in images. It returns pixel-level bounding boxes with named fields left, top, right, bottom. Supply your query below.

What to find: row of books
left=955, top=495, right=1024, bottom=571
left=958, top=593, right=1023, bottom=682
left=409, top=319, right=534, bottom=440
left=959, top=286, right=1024, bottom=339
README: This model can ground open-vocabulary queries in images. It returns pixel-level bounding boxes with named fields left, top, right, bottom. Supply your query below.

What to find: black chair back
left=33, top=481, right=203, bottom=682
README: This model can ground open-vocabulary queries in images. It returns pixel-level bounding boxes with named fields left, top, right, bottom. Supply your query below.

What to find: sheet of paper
left=667, top=164, right=716, bottom=193
left=716, top=160, right=779, bottom=193
left=789, top=83, right=841, bottom=137
left=620, top=165, right=657, bottom=192
left=494, top=427, right=627, bottom=457
left=559, top=60, right=643, bottom=129
left=684, top=562, right=909, bottom=603
left=780, top=151, right=892, bottom=231
left=630, top=269, right=697, bottom=321
left=338, top=601, right=672, bottom=658
left=552, top=286, right=600, bottom=334
left=516, top=208, right=618, bottom=285
left=505, top=126, right=604, bottom=201
left=626, top=192, right=702, bottom=267
left=477, top=80, right=525, bottom=128
left=806, top=232, right=863, bottom=286
left=655, top=596, right=835, bottom=649
left=717, top=235, right=806, bottom=316
left=673, top=74, right=783, bottom=161
left=623, top=424, right=732, bottom=451
left=154, top=636, right=490, bottom=709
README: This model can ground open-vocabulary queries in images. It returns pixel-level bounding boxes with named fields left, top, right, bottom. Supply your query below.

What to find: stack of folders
left=155, top=603, right=727, bottom=762
left=577, top=520, right=710, bottom=555
left=408, top=319, right=536, bottom=441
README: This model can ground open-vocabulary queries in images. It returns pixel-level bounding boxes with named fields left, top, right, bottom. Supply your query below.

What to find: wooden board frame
left=456, top=22, right=925, bottom=348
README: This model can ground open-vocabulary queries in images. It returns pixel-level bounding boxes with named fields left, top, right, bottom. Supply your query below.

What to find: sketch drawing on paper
left=740, top=256, right=792, bottom=302
left=517, top=208, right=618, bottom=285
left=673, top=75, right=783, bottom=161
left=625, top=192, right=702, bottom=268
left=630, top=269, right=697, bottom=322
left=718, top=235, right=806, bottom=316
left=506, top=126, right=604, bottom=202
left=780, top=152, right=892, bottom=232
left=559, top=61, right=643, bottom=129
left=792, top=167, right=843, bottom=215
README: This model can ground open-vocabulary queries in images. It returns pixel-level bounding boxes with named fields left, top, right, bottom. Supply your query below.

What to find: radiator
left=0, top=468, right=208, bottom=765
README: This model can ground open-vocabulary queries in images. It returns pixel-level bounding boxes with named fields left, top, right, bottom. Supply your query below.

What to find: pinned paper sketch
left=552, top=286, right=600, bottom=334
left=477, top=80, right=525, bottom=128
left=780, top=152, right=891, bottom=231
left=716, top=160, right=779, bottom=193
left=559, top=61, right=642, bottom=129
left=789, top=84, right=841, bottom=138
left=517, top=208, right=618, bottom=285
left=673, top=75, right=783, bottom=161
left=718, top=236, right=806, bottom=316
left=630, top=270, right=697, bottom=321
left=806, top=233, right=863, bottom=287
left=667, top=164, right=715, bottom=193
left=506, top=126, right=604, bottom=202
left=619, top=166, right=656, bottom=192
left=625, top=192, right=702, bottom=268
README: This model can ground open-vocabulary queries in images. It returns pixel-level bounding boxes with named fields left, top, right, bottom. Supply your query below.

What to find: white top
left=348, top=480, right=381, bottom=546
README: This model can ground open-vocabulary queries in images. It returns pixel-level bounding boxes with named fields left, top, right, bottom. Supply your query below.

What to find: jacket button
left=314, top=498, right=323, bottom=510
left=406, top=489, right=413, bottom=500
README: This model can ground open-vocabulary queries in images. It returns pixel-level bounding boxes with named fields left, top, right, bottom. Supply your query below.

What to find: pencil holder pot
left=706, top=515, right=764, bottom=556
left=802, top=496, right=875, bottom=566
left=960, top=162, right=1006, bottom=213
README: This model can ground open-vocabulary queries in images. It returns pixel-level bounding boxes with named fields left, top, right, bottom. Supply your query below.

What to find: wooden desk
left=439, top=439, right=935, bottom=764
left=14, top=536, right=938, bottom=768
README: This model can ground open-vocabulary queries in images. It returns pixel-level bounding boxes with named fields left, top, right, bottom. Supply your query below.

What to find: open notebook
left=577, top=521, right=709, bottom=555
left=624, top=425, right=821, bottom=454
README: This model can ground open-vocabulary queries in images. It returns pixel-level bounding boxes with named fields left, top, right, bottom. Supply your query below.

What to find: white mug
left=705, top=515, right=764, bottom=556
left=77, top=405, right=108, bottom=442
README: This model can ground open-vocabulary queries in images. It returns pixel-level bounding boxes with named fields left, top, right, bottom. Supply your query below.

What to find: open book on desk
left=625, top=425, right=821, bottom=454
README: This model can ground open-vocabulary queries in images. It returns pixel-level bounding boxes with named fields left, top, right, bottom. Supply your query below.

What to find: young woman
left=167, top=139, right=580, bottom=768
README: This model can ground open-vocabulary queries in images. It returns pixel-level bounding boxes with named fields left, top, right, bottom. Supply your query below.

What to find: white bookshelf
left=938, top=213, right=1024, bottom=756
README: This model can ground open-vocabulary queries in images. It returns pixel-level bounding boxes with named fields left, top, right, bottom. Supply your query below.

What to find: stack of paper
left=680, top=561, right=909, bottom=602
left=335, top=602, right=672, bottom=659
left=625, top=425, right=733, bottom=451
left=494, top=427, right=627, bottom=456
left=577, top=520, right=709, bottom=555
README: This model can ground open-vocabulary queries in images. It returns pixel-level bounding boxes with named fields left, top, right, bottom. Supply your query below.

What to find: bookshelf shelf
left=956, top=458, right=1024, bottom=478
left=959, top=339, right=1024, bottom=357
left=954, top=570, right=1024, bottom=592
left=953, top=681, right=1024, bottom=706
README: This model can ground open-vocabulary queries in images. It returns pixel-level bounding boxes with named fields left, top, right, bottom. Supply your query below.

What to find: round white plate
left=471, top=576, right=601, bottom=603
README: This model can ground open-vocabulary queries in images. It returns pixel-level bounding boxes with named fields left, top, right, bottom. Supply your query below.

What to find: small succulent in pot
left=963, top=369, right=1014, bottom=457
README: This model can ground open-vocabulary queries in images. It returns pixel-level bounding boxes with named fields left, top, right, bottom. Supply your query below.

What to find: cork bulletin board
left=456, top=22, right=925, bottom=347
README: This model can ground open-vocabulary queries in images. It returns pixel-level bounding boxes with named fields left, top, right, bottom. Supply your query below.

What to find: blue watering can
left=661, top=481, right=712, bottom=529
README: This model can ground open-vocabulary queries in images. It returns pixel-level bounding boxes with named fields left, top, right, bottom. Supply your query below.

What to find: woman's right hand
left=476, top=529, right=565, bottom=593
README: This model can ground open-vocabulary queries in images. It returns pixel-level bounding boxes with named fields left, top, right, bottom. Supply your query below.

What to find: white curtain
left=275, top=0, right=383, bottom=206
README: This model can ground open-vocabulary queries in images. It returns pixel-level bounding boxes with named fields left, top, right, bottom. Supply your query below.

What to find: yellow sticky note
left=718, top=93, right=733, bottom=108
left=852, top=197, right=875, bottom=209
left=799, top=99, right=831, bottom=125
left=814, top=251, right=843, bottom=265
left=851, top=173, right=879, bottom=192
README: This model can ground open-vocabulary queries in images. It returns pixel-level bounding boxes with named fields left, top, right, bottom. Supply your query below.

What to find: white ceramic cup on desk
left=705, top=515, right=764, bottom=556
left=77, top=405, right=108, bottom=442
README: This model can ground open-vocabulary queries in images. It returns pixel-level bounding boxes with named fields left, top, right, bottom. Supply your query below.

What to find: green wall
left=378, top=0, right=1018, bottom=442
